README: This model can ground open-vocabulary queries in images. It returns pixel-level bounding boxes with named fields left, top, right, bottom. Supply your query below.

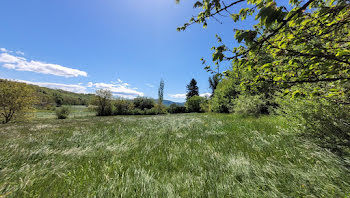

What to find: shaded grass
left=0, top=114, right=349, bottom=197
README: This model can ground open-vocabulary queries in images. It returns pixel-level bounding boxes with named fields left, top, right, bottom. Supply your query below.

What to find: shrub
left=186, top=96, right=205, bottom=113
left=200, top=98, right=210, bottom=113
left=132, top=109, right=144, bottom=115
left=233, top=94, right=268, bottom=116
left=153, top=104, right=168, bottom=114
left=55, top=107, right=71, bottom=119
left=278, top=97, right=350, bottom=156
left=209, top=78, right=240, bottom=113
left=113, top=99, right=134, bottom=115
left=168, top=104, right=187, bottom=114
left=133, top=97, right=155, bottom=110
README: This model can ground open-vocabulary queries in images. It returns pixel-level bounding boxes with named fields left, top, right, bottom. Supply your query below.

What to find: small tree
left=158, top=79, right=164, bottom=105
left=186, top=78, right=199, bottom=100
left=113, top=99, right=134, bottom=115
left=186, top=96, right=205, bottom=113
left=208, top=74, right=220, bottom=97
left=53, top=93, right=63, bottom=107
left=0, top=80, right=37, bottom=123
left=93, top=89, right=113, bottom=116
left=133, top=97, right=155, bottom=110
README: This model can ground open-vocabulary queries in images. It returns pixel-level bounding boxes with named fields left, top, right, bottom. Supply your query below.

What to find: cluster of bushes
left=91, top=89, right=210, bottom=116
left=92, top=94, right=169, bottom=116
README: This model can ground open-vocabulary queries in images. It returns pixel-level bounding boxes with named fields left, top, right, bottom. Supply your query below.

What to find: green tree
left=0, top=80, right=37, bottom=123
left=186, top=96, right=205, bottom=112
left=209, top=74, right=221, bottom=96
left=53, top=93, right=63, bottom=107
left=93, top=89, right=113, bottom=116
left=133, top=97, right=155, bottom=110
left=186, top=78, right=199, bottom=100
left=158, top=79, right=164, bottom=105
left=178, top=0, right=350, bottom=103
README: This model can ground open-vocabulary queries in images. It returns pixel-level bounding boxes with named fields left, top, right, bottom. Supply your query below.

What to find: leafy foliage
left=167, top=103, right=187, bottom=114
left=0, top=80, right=37, bottom=123
left=233, top=94, right=268, bottom=117
left=186, top=96, right=205, bottom=112
left=93, top=89, right=113, bottom=116
left=208, top=74, right=221, bottom=96
left=278, top=96, right=350, bottom=158
left=55, top=106, right=71, bottom=119
left=133, top=97, right=155, bottom=110
left=210, top=77, right=240, bottom=113
left=113, top=99, right=134, bottom=115
left=158, top=79, right=164, bottom=105
left=178, top=0, right=350, bottom=102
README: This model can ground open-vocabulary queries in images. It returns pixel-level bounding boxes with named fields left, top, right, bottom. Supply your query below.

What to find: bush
left=113, top=99, right=134, bottom=115
left=131, top=109, right=144, bottom=115
left=96, top=103, right=113, bottom=116
left=153, top=104, right=168, bottom=114
left=168, top=104, right=187, bottom=114
left=200, top=98, right=210, bottom=113
left=233, top=94, right=268, bottom=116
left=133, top=97, right=155, bottom=110
left=55, top=107, right=71, bottom=119
left=278, top=97, right=350, bottom=156
left=186, top=96, right=205, bottom=113
left=209, top=78, right=240, bottom=113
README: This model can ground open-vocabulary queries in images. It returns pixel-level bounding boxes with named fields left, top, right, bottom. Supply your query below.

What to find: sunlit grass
left=0, top=114, right=349, bottom=197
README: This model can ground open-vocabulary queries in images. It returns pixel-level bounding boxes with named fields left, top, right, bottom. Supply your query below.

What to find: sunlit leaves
left=179, top=0, right=350, bottom=101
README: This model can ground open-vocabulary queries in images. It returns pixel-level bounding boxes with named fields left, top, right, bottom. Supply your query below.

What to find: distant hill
left=1, top=79, right=184, bottom=107
left=162, top=100, right=185, bottom=107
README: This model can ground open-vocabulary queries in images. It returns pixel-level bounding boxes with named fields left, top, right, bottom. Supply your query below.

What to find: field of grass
left=35, top=105, right=95, bottom=119
left=0, top=113, right=349, bottom=197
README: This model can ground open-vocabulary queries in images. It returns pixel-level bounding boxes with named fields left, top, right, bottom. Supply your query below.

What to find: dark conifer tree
left=186, top=78, right=199, bottom=100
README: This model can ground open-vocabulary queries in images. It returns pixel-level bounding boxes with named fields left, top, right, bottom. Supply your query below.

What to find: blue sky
left=0, top=0, right=251, bottom=102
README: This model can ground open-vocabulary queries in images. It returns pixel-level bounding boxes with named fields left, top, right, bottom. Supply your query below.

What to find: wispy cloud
left=15, top=51, right=25, bottom=56
left=168, top=93, right=186, bottom=99
left=88, top=79, right=144, bottom=99
left=169, top=92, right=212, bottom=99
left=0, top=51, right=87, bottom=78
left=15, top=79, right=87, bottom=93
left=200, top=92, right=211, bottom=98
left=146, top=83, right=155, bottom=88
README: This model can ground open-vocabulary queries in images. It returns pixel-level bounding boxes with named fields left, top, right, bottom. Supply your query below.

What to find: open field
left=35, top=105, right=95, bottom=119
left=0, top=114, right=349, bottom=197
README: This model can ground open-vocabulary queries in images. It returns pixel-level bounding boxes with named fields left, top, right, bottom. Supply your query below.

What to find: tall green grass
left=0, top=114, right=349, bottom=197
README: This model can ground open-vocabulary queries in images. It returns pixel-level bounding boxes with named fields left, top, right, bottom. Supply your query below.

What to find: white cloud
left=0, top=52, right=87, bottom=78
left=200, top=92, right=212, bottom=98
left=15, top=80, right=87, bottom=93
left=0, top=48, right=8, bottom=52
left=146, top=83, right=155, bottom=88
left=88, top=80, right=144, bottom=99
left=169, top=93, right=212, bottom=99
left=16, top=51, right=25, bottom=56
left=169, top=93, right=186, bottom=99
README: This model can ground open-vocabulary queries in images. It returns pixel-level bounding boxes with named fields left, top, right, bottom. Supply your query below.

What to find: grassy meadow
left=0, top=113, right=349, bottom=197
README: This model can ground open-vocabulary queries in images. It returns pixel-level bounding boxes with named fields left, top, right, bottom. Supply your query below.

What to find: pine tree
left=186, top=78, right=199, bottom=100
